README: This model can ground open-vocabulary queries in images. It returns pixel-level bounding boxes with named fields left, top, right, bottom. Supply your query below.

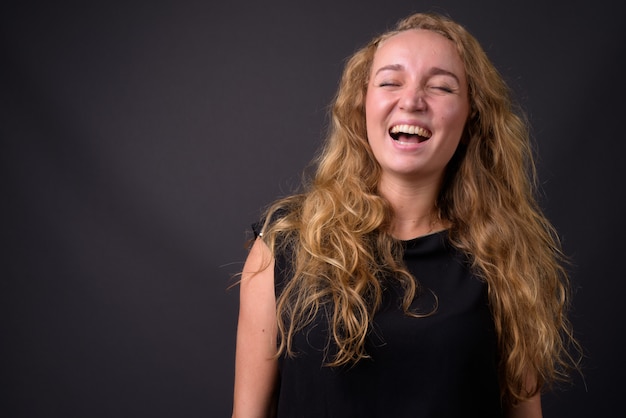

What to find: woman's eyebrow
left=374, top=64, right=404, bottom=76
left=427, top=67, right=461, bottom=84
left=374, top=64, right=461, bottom=84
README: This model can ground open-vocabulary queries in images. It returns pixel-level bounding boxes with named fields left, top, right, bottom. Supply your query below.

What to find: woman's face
left=365, top=29, right=470, bottom=186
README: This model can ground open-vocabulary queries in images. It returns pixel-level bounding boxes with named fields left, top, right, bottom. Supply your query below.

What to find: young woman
left=233, top=12, right=579, bottom=418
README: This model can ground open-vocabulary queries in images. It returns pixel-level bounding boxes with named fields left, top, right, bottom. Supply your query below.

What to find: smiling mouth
left=389, top=124, right=432, bottom=143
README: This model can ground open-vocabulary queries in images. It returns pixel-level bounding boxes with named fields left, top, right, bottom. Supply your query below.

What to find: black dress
left=265, top=229, right=503, bottom=417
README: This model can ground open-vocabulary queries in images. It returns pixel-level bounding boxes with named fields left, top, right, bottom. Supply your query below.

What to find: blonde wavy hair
left=257, top=12, right=579, bottom=405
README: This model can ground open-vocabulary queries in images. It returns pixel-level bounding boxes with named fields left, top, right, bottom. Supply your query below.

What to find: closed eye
left=428, top=85, right=454, bottom=93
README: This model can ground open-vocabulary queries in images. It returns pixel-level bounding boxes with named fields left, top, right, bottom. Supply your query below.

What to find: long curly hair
left=257, top=12, right=579, bottom=405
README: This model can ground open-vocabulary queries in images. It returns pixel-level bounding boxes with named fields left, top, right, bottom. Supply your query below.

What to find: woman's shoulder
left=252, top=195, right=306, bottom=237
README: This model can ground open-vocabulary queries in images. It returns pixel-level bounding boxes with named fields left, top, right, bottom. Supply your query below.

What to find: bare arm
left=505, top=392, right=542, bottom=418
left=232, top=238, right=279, bottom=418
left=505, top=372, right=543, bottom=418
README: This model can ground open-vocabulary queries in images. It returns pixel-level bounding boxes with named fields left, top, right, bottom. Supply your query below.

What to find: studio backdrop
left=2, top=0, right=625, bottom=416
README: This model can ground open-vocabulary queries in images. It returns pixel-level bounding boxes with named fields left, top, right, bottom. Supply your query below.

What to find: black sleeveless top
left=265, top=229, right=503, bottom=417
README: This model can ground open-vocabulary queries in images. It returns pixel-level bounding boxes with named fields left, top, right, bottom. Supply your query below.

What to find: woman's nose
left=399, top=88, right=427, bottom=112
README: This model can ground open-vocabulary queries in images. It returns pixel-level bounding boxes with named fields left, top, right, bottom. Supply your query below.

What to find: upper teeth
left=390, top=124, right=432, bottom=138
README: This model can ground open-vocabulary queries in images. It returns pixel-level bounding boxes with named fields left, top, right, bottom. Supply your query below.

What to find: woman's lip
left=388, top=132, right=429, bottom=149
left=389, top=123, right=432, bottom=138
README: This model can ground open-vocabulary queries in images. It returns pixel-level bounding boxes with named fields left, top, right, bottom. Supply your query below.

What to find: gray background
left=2, top=0, right=624, bottom=416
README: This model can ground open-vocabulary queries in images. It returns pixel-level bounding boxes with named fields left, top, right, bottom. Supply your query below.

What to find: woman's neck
left=378, top=176, right=445, bottom=240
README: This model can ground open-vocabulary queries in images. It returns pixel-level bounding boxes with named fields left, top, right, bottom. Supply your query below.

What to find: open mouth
left=389, top=124, right=432, bottom=143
